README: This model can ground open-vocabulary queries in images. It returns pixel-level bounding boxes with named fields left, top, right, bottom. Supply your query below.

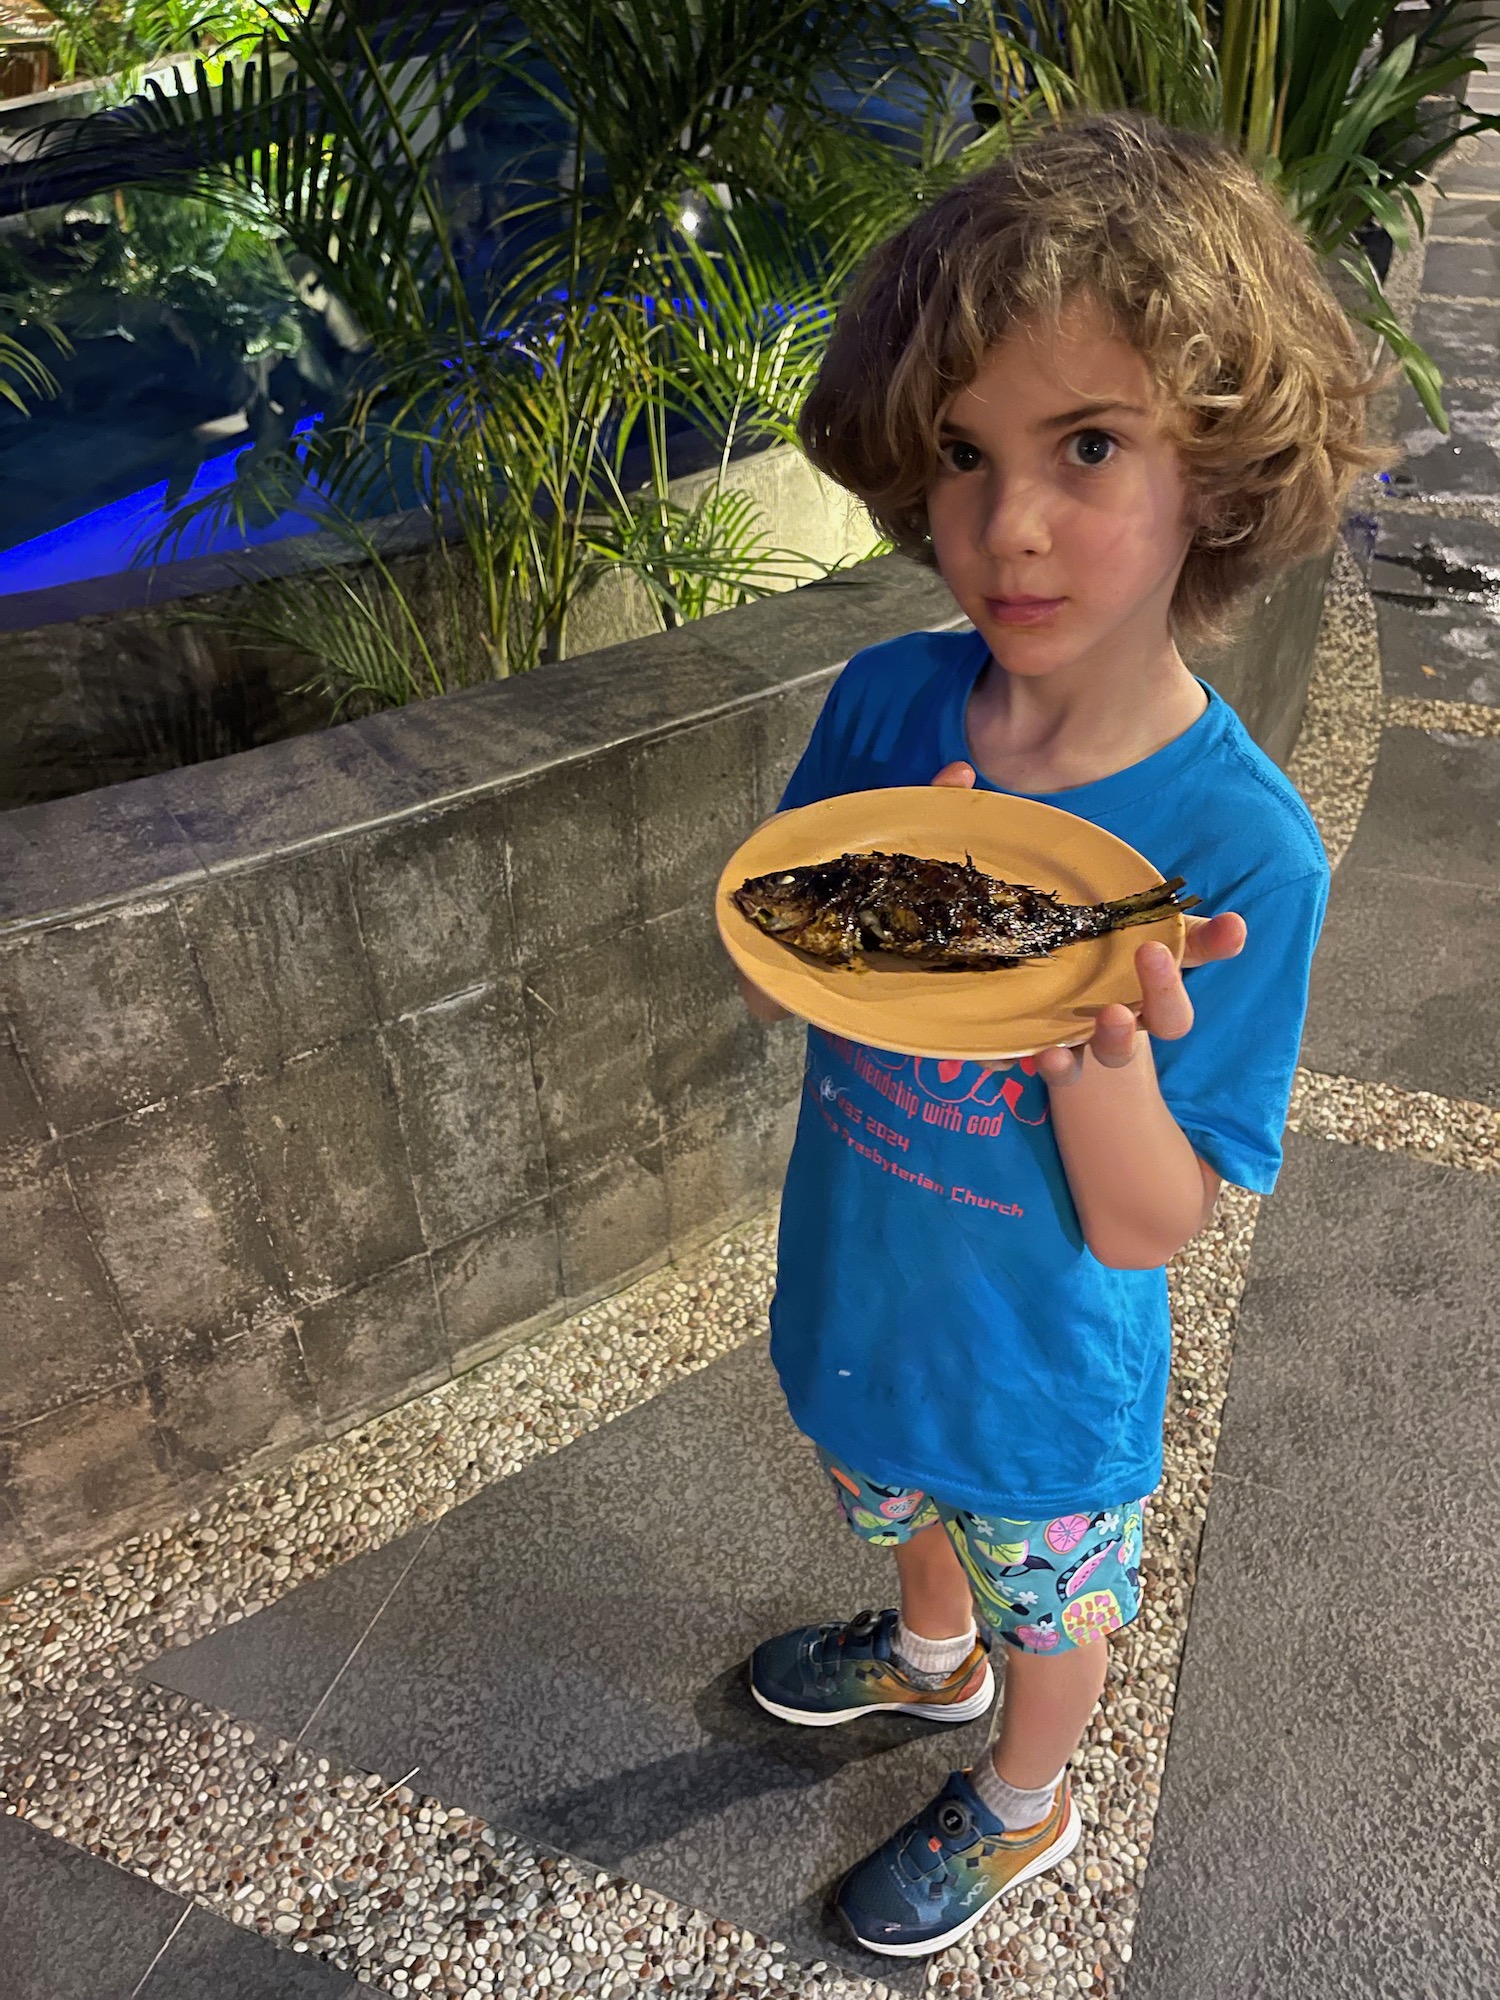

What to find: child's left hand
left=1038, top=914, right=1246, bottom=1084
left=929, top=760, right=1246, bottom=1084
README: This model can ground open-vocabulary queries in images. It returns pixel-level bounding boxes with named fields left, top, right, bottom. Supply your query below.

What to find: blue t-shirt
left=769, top=626, right=1329, bottom=1518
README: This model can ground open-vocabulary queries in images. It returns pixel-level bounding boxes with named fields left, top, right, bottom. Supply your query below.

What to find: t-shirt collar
left=942, top=628, right=1228, bottom=815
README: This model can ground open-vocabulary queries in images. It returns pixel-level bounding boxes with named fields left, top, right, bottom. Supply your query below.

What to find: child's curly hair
left=799, top=113, right=1386, bottom=644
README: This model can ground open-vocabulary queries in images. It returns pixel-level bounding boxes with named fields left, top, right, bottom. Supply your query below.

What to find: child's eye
left=1064, top=429, right=1117, bottom=468
left=939, top=438, right=983, bottom=473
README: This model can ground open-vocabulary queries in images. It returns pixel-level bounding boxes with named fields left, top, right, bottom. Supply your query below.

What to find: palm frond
left=3, top=3, right=504, bottom=337
left=976, top=0, right=1217, bottom=132
left=0, top=324, right=63, bottom=412
left=585, top=484, right=827, bottom=629
left=1338, top=246, right=1448, bottom=432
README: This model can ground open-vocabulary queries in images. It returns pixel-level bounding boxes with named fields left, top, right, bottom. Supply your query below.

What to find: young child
left=734, top=113, right=1381, bottom=1958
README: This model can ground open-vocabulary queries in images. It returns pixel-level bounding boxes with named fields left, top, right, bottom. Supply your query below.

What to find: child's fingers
left=1136, top=940, right=1194, bottom=1041
left=1039, top=1009, right=1137, bottom=1083
left=1034, top=1042, right=1085, bottom=1085
left=1180, top=911, right=1246, bottom=969
left=1086, top=1003, right=1139, bottom=1069
left=930, top=761, right=976, bottom=788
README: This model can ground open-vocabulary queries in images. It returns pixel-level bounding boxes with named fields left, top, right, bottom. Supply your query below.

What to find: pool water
left=0, top=425, right=325, bottom=597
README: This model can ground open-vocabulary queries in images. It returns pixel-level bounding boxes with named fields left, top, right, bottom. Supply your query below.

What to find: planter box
left=0, top=444, right=881, bottom=811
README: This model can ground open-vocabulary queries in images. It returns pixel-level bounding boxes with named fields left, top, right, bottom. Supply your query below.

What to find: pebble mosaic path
left=4, top=123, right=1499, bottom=2000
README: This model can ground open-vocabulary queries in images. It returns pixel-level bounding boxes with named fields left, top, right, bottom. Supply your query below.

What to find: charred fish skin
left=732, top=851, right=1197, bottom=969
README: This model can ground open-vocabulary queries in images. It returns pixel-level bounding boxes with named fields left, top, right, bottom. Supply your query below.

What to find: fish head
left=731, top=867, right=822, bottom=936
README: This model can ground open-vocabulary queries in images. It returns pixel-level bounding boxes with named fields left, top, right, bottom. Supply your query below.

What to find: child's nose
left=980, top=477, right=1053, bottom=560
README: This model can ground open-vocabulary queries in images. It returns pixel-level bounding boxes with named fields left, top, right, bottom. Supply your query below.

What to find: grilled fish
left=732, top=850, right=1197, bottom=969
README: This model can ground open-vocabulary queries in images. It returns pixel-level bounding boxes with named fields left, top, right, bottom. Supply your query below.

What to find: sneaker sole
left=749, top=1657, right=995, bottom=1728
left=842, top=1795, right=1081, bottom=1958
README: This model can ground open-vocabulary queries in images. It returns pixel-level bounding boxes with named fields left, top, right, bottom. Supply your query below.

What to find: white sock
left=893, top=1618, right=976, bottom=1683
left=969, top=1752, right=1065, bottom=1831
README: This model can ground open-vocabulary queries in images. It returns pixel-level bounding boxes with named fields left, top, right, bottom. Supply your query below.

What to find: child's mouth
left=985, top=595, right=1065, bottom=626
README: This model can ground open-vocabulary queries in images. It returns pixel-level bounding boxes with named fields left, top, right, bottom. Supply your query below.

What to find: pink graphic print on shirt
left=805, top=1033, right=1048, bottom=1219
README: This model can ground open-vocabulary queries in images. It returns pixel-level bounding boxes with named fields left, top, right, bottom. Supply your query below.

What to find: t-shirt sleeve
left=1153, top=867, right=1329, bottom=1194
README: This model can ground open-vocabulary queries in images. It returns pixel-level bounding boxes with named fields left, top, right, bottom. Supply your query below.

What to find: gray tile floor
left=1369, top=514, right=1500, bottom=708
left=1124, top=1138, right=1500, bottom=1999
left=1385, top=380, right=1500, bottom=498
left=1301, top=731, right=1500, bottom=1104
left=1410, top=293, right=1500, bottom=378
left=151, top=1341, right=993, bottom=1991
left=0, top=1809, right=369, bottom=1999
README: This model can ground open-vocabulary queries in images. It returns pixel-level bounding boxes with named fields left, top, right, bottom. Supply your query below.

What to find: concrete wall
left=0, top=547, right=1328, bottom=1590
left=1188, top=549, right=1335, bottom=768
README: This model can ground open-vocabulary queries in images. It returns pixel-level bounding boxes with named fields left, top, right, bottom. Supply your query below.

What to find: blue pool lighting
left=0, top=424, right=327, bottom=599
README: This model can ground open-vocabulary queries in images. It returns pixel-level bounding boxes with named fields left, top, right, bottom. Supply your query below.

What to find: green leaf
left=1338, top=250, right=1448, bottom=432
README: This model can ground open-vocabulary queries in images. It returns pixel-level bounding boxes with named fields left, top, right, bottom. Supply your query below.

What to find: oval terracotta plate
left=715, top=787, right=1188, bottom=1063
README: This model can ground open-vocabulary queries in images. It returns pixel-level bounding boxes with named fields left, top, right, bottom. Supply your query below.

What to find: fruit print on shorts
left=815, top=1451, right=1146, bottom=1656
left=1045, top=1513, right=1091, bottom=1554
left=1061, top=1589, right=1126, bottom=1645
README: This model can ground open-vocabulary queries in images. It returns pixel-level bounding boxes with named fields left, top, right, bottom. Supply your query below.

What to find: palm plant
left=17, top=0, right=986, bottom=708
left=975, top=1, right=1499, bottom=425
left=0, top=328, right=58, bottom=412
left=38, top=2, right=275, bottom=94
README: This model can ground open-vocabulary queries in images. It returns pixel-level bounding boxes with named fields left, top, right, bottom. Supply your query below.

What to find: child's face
left=925, top=300, right=1193, bottom=681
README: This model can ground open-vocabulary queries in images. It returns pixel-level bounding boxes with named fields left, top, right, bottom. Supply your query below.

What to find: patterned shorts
left=818, top=1449, right=1146, bottom=1656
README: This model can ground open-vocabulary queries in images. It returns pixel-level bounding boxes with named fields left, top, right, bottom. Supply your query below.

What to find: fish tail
left=1095, top=877, right=1199, bottom=929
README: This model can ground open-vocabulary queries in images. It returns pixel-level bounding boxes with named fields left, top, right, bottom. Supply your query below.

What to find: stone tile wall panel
left=645, top=901, right=767, bottom=1131
left=0, top=778, right=205, bottom=929
left=553, top=1143, right=669, bottom=1302
left=0, top=1148, right=138, bottom=1430
left=382, top=977, right=548, bottom=1247
left=179, top=850, right=377, bottom=1073
left=63, top=1091, right=286, bottom=1363
left=154, top=718, right=428, bottom=873
left=0, top=903, right=225, bottom=1131
left=0, top=1486, right=32, bottom=1584
left=629, top=705, right=761, bottom=923
left=431, top=1198, right=563, bottom=1374
left=0, top=1029, right=48, bottom=1152
left=344, top=797, right=517, bottom=1020
left=235, top=1036, right=424, bottom=1300
left=662, top=1092, right=799, bottom=1254
left=751, top=677, right=836, bottom=819
left=521, top=931, right=657, bottom=1186
left=2, top=1382, right=180, bottom=1565
left=145, top=1321, right=319, bottom=1481
left=501, top=747, right=643, bottom=965
left=295, top=1256, right=448, bottom=1434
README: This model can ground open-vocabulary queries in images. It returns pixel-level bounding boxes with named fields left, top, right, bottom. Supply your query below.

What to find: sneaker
left=749, top=1608, right=994, bottom=1727
left=835, top=1766, right=1079, bottom=1957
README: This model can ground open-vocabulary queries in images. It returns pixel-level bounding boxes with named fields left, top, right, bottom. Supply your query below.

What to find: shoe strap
left=806, top=1607, right=894, bottom=1685
left=890, top=1777, right=989, bottom=1889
